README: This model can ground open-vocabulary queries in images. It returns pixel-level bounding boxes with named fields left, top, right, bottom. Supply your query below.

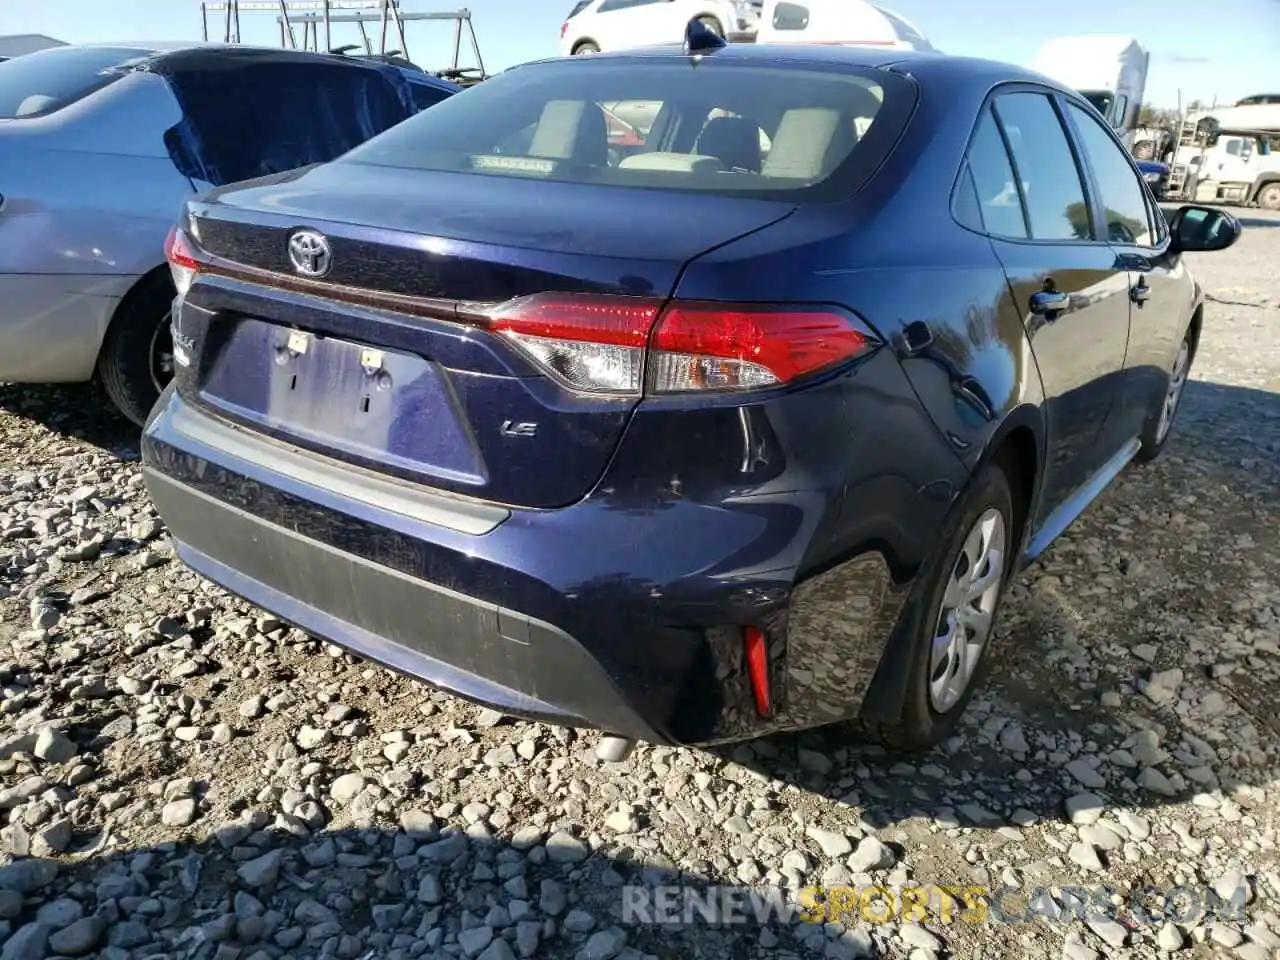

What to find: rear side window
left=1064, top=101, right=1153, bottom=246
left=157, top=53, right=415, bottom=186
left=992, top=92, right=1091, bottom=241
left=962, top=105, right=1027, bottom=239
left=340, top=58, right=914, bottom=201
left=568, top=0, right=593, bottom=15
left=0, top=45, right=156, bottom=119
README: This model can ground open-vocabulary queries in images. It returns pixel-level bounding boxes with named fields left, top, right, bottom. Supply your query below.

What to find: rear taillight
left=164, top=225, right=201, bottom=297
left=487, top=293, right=661, bottom=395
left=561, top=20, right=569, bottom=37
left=485, top=293, right=874, bottom=397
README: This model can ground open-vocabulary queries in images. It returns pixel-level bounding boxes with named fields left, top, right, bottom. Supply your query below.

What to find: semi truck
left=1028, top=35, right=1149, bottom=151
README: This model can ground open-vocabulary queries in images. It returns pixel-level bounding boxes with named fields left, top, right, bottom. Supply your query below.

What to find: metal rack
left=199, top=1, right=485, bottom=78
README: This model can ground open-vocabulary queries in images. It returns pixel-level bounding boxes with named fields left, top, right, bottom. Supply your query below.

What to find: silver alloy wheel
left=149, top=310, right=175, bottom=395
left=929, top=507, right=1006, bottom=713
left=1155, top=340, right=1190, bottom=444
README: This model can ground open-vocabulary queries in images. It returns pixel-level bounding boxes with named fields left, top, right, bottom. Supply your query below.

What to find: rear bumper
left=142, top=388, right=920, bottom=746
left=144, top=466, right=665, bottom=742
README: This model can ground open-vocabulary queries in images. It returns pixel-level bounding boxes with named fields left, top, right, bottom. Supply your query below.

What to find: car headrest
left=696, top=116, right=762, bottom=173
left=528, top=99, right=608, bottom=167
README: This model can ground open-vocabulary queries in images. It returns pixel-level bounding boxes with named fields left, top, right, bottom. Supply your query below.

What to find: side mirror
left=1168, top=204, right=1242, bottom=254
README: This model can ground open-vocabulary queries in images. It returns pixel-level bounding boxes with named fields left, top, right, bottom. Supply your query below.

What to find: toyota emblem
left=287, top=230, right=332, bottom=278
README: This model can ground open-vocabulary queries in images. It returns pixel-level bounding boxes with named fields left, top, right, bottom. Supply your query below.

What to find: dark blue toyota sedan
left=140, top=33, right=1241, bottom=761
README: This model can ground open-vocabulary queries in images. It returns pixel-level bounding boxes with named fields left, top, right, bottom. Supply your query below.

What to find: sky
left=2, top=0, right=1277, bottom=109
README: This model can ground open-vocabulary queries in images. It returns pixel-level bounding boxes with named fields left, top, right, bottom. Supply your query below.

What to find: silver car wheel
left=150, top=310, right=175, bottom=395
left=929, top=507, right=1006, bottom=713
left=1155, top=340, right=1190, bottom=445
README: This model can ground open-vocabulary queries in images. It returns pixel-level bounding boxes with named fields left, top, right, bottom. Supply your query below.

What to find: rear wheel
left=1135, top=328, right=1194, bottom=463
left=572, top=41, right=599, bottom=55
left=1257, top=182, right=1280, bottom=211
left=862, top=461, right=1015, bottom=752
left=96, top=272, right=177, bottom=427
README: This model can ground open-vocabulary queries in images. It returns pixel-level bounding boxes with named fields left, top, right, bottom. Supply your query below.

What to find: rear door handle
left=1029, top=290, right=1070, bottom=317
left=1131, top=279, right=1151, bottom=304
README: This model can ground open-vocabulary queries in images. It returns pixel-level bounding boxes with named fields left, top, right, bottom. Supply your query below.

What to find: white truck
left=1167, top=127, right=1280, bottom=210
left=1028, top=35, right=1149, bottom=150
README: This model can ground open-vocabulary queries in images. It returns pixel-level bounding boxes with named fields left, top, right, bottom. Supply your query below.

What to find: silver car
left=0, top=42, right=457, bottom=424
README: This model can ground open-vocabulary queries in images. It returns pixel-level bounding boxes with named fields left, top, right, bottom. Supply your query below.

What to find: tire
left=572, top=41, right=598, bottom=55
left=1256, top=182, right=1280, bottom=211
left=697, top=15, right=724, bottom=36
left=1135, top=326, right=1194, bottom=463
left=861, top=461, right=1016, bottom=752
left=96, top=272, right=177, bottom=427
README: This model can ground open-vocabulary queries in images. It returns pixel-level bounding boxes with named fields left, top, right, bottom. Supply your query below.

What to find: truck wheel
left=1257, top=182, right=1280, bottom=211
left=97, top=272, right=177, bottom=427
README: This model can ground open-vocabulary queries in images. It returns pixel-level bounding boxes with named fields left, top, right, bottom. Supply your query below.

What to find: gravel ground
left=1, top=208, right=1278, bottom=960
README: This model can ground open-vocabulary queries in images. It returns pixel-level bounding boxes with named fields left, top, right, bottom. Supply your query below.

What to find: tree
left=1138, top=105, right=1179, bottom=129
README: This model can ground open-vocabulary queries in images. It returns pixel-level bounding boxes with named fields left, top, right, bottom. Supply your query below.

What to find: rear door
left=1060, top=95, right=1188, bottom=446
left=968, top=89, right=1133, bottom=518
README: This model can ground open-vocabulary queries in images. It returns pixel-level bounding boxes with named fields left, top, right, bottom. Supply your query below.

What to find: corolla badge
left=287, top=230, right=332, bottom=278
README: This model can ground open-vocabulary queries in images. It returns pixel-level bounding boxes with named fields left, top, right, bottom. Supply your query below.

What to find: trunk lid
left=180, top=163, right=796, bottom=509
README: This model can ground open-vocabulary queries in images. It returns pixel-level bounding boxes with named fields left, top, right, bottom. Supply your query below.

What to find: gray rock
left=330, top=773, right=367, bottom=803
left=564, top=910, right=596, bottom=934
left=417, top=873, right=443, bottom=905
left=1064, top=793, right=1105, bottom=825
left=540, top=879, right=567, bottom=916
left=0, top=890, right=22, bottom=920
left=107, top=919, right=150, bottom=948
left=848, top=836, right=894, bottom=872
left=580, top=928, right=627, bottom=960
left=458, top=924, right=494, bottom=957
left=237, top=850, right=283, bottom=888
left=0, top=860, right=57, bottom=894
left=479, top=939, right=518, bottom=960
left=48, top=917, right=106, bottom=956
left=1157, top=921, right=1185, bottom=952
left=161, top=798, right=198, bottom=827
left=1065, top=759, right=1106, bottom=789
left=0, top=922, right=49, bottom=960
left=545, top=831, right=589, bottom=864
left=33, top=728, right=77, bottom=764
left=805, top=826, right=853, bottom=858
left=35, top=898, right=83, bottom=928
left=1068, top=842, right=1104, bottom=873
left=1086, top=918, right=1127, bottom=949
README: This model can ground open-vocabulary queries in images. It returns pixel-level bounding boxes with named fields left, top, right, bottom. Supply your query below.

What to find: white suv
left=558, top=0, right=755, bottom=56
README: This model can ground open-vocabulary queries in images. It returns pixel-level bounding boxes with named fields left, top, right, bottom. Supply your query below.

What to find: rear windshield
left=0, top=45, right=155, bottom=119
left=339, top=56, right=915, bottom=201
left=567, top=1, right=593, bottom=17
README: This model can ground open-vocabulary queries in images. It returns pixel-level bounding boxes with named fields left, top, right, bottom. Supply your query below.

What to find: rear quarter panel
left=0, top=71, right=195, bottom=280
left=673, top=64, right=1047, bottom=565
left=0, top=72, right=195, bottom=380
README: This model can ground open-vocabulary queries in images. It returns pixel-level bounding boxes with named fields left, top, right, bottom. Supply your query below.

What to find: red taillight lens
left=486, top=293, right=872, bottom=396
left=164, top=225, right=201, bottom=296
left=651, top=302, right=869, bottom=393
left=561, top=21, right=569, bottom=37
